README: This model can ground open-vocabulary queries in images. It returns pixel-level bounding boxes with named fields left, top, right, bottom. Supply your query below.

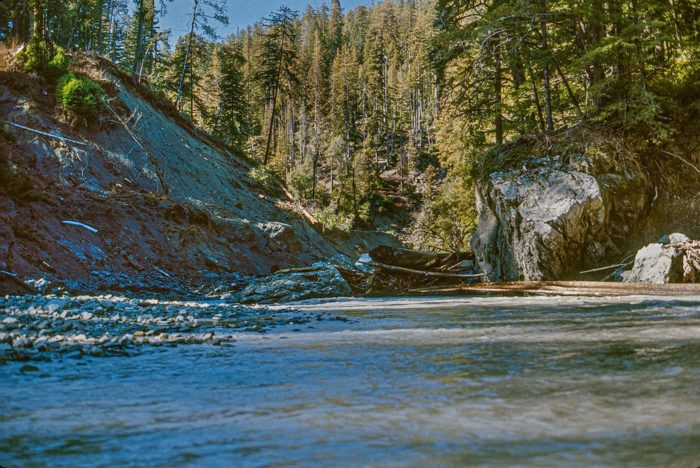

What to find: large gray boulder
left=472, top=156, right=650, bottom=281
left=622, top=234, right=700, bottom=284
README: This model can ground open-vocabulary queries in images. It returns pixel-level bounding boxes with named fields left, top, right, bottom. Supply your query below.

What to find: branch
left=365, top=261, right=486, bottom=280
left=4, top=121, right=88, bottom=146
left=662, top=150, right=700, bottom=174
left=62, top=220, right=99, bottom=234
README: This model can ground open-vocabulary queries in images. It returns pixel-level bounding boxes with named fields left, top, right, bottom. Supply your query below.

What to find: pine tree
left=255, top=6, right=300, bottom=165
left=212, top=38, right=247, bottom=150
left=175, top=0, right=229, bottom=110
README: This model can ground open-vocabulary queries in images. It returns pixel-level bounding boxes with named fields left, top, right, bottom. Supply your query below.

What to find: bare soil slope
left=0, top=57, right=338, bottom=295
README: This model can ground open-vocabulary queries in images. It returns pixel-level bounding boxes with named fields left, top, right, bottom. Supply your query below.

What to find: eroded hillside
left=0, top=55, right=340, bottom=295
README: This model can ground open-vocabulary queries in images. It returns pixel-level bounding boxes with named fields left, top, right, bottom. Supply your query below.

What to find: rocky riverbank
left=471, top=135, right=651, bottom=282
left=0, top=293, right=347, bottom=365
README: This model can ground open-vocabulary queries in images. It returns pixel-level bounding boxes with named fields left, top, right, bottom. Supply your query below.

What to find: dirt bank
left=0, top=56, right=373, bottom=295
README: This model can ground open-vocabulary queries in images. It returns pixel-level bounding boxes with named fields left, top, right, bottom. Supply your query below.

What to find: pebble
left=1, top=293, right=323, bottom=363
left=46, top=299, right=67, bottom=314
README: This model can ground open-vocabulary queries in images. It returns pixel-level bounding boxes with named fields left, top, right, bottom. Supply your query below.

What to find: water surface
left=2, top=295, right=700, bottom=465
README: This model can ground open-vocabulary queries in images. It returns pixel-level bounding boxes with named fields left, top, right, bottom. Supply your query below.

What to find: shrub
left=56, top=73, right=105, bottom=118
left=20, top=40, right=68, bottom=78
left=20, top=39, right=47, bottom=73
left=249, top=166, right=278, bottom=192
left=45, top=45, right=69, bottom=79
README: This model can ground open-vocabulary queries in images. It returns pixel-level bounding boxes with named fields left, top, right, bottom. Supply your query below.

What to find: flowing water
left=2, top=295, right=700, bottom=466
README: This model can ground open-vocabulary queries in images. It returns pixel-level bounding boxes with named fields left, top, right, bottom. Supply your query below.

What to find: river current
left=2, top=295, right=700, bottom=465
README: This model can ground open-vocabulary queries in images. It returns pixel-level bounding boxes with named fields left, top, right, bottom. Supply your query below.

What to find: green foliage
left=10, top=0, right=700, bottom=254
left=211, top=40, right=248, bottom=150
left=317, top=202, right=355, bottom=232
left=21, top=39, right=48, bottom=73
left=56, top=73, right=105, bottom=118
left=249, top=166, right=278, bottom=192
left=18, top=40, right=69, bottom=79
left=408, top=166, right=477, bottom=253
left=45, top=45, right=69, bottom=79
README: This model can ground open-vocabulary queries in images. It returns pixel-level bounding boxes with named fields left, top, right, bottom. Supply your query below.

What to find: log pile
left=357, top=246, right=484, bottom=295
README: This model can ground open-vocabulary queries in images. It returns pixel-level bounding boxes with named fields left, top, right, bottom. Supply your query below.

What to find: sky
left=161, top=0, right=374, bottom=39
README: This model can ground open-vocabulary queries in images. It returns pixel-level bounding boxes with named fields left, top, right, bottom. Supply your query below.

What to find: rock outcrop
left=622, top=233, right=700, bottom=284
left=236, top=265, right=353, bottom=304
left=472, top=154, right=651, bottom=281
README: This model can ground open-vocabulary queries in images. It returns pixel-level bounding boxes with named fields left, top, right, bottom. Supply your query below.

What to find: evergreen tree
left=212, top=38, right=247, bottom=150
left=255, top=6, right=300, bottom=165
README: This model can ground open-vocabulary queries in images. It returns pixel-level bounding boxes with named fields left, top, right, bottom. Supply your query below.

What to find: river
left=2, top=295, right=700, bottom=465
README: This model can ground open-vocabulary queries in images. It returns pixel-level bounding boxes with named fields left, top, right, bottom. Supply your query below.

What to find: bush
left=21, top=39, right=47, bottom=73
left=56, top=73, right=105, bottom=118
left=45, top=45, right=69, bottom=79
left=20, top=40, right=68, bottom=79
left=249, top=166, right=278, bottom=192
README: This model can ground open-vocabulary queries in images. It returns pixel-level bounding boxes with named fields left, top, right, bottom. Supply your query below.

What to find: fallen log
left=369, top=245, right=473, bottom=271
left=366, top=260, right=486, bottom=280
left=4, top=121, right=88, bottom=146
left=578, top=263, right=631, bottom=275
left=281, top=187, right=319, bottom=227
left=411, top=281, right=700, bottom=297
left=274, top=265, right=325, bottom=275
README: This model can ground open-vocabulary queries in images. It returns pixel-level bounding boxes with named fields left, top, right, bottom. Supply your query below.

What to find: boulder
left=236, top=266, right=352, bottom=304
left=256, top=222, right=302, bottom=253
left=622, top=234, right=700, bottom=284
left=472, top=157, right=650, bottom=281
left=621, top=243, right=683, bottom=284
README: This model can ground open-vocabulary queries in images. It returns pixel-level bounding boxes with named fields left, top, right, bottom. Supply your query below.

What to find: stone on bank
left=471, top=153, right=650, bottom=282
left=622, top=233, right=700, bottom=284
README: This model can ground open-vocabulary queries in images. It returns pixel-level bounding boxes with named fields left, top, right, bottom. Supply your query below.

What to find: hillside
left=0, top=55, right=345, bottom=295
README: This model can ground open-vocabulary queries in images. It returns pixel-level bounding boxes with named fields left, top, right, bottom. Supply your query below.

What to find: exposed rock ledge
left=472, top=155, right=651, bottom=281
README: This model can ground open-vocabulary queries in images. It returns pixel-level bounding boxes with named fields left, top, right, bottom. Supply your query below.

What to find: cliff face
left=0, top=63, right=337, bottom=295
left=471, top=145, right=652, bottom=282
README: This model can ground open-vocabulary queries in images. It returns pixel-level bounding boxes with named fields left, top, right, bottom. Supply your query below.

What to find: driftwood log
left=365, top=246, right=481, bottom=295
left=411, top=281, right=700, bottom=297
left=364, top=261, right=485, bottom=280
left=369, top=246, right=474, bottom=271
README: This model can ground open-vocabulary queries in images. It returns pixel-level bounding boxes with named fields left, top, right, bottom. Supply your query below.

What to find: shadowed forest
left=2, top=0, right=699, bottom=252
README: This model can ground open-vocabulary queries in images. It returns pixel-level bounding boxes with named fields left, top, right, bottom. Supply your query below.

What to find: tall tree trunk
left=540, top=0, right=555, bottom=132
left=528, top=63, right=546, bottom=132
left=176, top=0, right=200, bottom=110
left=494, top=41, right=503, bottom=146
left=133, top=0, right=146, bottom=74
left=190, top=53, right=194, bottom=118
left=383, top=50, right=390, bottom=162
left=263, top=52, right=283, bottom=165
left=96, top=0, right=104, bottom=52
left=107, top=0, right=117, bottom=61
left=554, top=62, right=584, bottom=118
left=31, top=0, right=45, bottom=41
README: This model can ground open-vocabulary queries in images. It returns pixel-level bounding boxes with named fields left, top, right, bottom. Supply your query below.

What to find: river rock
left=236, top=266, right=352, bottom=304
left=622, top=235, right=700, bottom=284
left=256, top=222, right=302, bottom=253
left=472, top=156, right=650, bottom=281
